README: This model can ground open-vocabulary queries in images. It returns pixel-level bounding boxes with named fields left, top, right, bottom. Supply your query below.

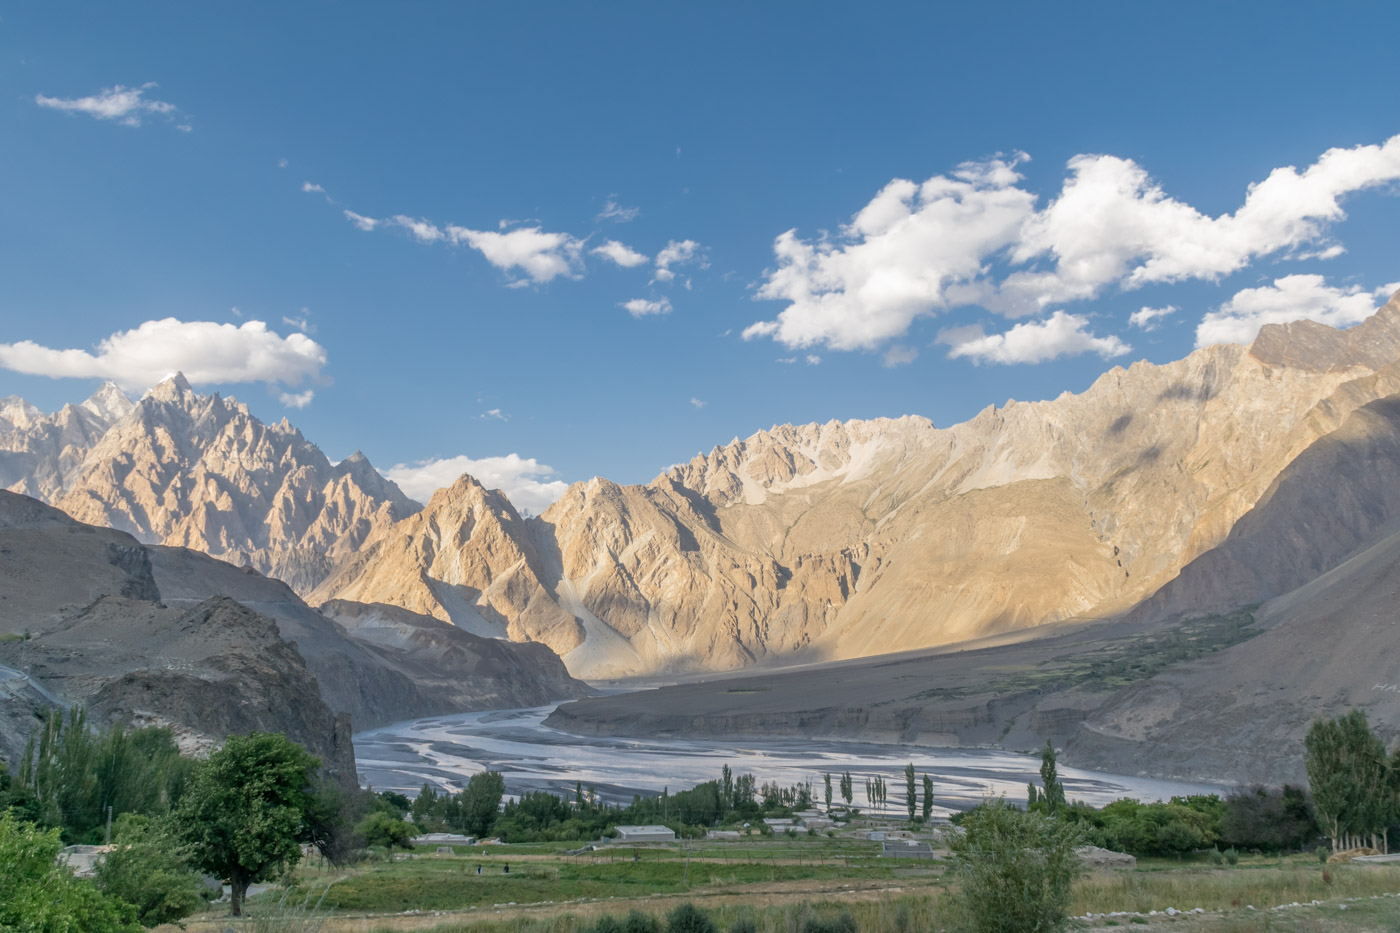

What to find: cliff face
left=0, top=491, right=588, bottom=770
left=317, top=294, right=1400, bottom=678
left=0, top=374, right=420, bottom=597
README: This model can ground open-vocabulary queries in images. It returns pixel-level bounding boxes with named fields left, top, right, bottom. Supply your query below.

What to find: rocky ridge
left=318, top=292, right=1400, bottom=678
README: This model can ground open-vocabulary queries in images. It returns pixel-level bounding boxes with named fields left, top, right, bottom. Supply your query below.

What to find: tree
left=904, top=764, right=917, bottom=821
left=947, top=799, right=1083, bottom=933
left=922, top=774, right=934, bottom=821
left=823, top=773, right=833, bottom=812
left=722, top=765, right=734, bottom=809
left=1306, top=710, right=1390, bottom=851
left=840, top=771, right=853, bottom=807
left=0, top=810, right=140, bottom=932
left=357, top=811, right=416, bottom=854
left=95, top=814, right=210, bottom=927
left=175, top=732, right=319, bottom=916
left=1039, top=741, right=1065, bottom=815
left=461, top=770, right=506, bottom=837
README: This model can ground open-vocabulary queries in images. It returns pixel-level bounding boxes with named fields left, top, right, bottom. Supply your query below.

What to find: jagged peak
left=144, top=371, right=194, bottom=403
left=80, top=381, right=134, bottom=424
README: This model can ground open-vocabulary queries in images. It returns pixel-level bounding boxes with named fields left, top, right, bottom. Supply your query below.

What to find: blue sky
left=3, top=2, right=1399, bottom=509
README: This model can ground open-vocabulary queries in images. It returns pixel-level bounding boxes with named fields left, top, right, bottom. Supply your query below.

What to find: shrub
left=728, top=916, right=758, bottom=933
left=666, top=902, right=717, bottom=933
left=95, top=815, right=211, bottom=927
left=1208, top=847, right=1224, bottom=865
left=1316, top=846, right=1330, bottom=863
left=1223, top=847, right=1240, bottom=865
left=803, top=909, right=857, bottom=933
left=0, top=811, right=140, bottom=933
left=591, top=916, right=625, bottom=933
left=947, top=799, right=1083, bottom=933
left=624, top=910, right=662, bottom=933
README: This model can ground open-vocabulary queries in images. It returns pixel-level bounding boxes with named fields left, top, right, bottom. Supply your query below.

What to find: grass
left=1070, top=863, right=1400, bottom=914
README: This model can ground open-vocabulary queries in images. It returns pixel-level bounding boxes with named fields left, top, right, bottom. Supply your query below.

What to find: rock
left=1075, top=846, right=1137, bottom=869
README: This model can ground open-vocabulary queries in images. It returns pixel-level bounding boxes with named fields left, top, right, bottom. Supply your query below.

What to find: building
left=613, top=825, right=677, bottom=843
left=881, top=840, right=935, bottom=859
left=413, top=832, right=474, bottom=846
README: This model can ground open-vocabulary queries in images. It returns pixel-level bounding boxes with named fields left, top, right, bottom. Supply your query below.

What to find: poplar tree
left=922, top=774, right=934, bottom=821
left=905, top=763, right=917, bottom=821
left=823, top=773, right=833, bottom=812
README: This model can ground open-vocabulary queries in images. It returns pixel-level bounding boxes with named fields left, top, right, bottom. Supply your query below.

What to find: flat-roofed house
left=613, top=825, right=677, bottom=842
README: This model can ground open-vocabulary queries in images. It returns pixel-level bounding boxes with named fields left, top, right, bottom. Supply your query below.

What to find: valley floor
left=160, top=836, right=1400, bottom=933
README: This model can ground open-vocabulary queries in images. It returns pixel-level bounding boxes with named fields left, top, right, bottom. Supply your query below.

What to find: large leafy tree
left=1306, top=709, right=1391, bottom=851
left=0, top=810, right=140, bottom=932
left=175, top=732, right=319, bottom=916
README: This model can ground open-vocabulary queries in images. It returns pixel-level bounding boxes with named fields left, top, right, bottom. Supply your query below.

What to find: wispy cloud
left=596, top=198, right=641, bottom=223
left=1128, top=305, right=1178, bottom=331
left=689, top=397, right=706, bottom=408
left=35, top=82, right=187, bottom=129
left=653, top=239, right=705, bottom=284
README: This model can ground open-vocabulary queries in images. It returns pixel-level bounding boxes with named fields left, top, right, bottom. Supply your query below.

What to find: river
left=354, top=705, right=1217, bottom=817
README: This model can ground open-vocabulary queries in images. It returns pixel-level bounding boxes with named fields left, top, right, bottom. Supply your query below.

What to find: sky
left=3, top=3, right=1400, bottom=512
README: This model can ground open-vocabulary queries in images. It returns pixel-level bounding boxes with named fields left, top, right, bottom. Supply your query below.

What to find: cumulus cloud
left=591, top=240, right=649, bottom=268
left=746, top=157, right=1035, bottom=350
left=279, top=389, right=315, bottom=408
left=384, top=453, right=571, bottom=516
left=1129, top=305, right=1178, bottom=331
left=748, top=135, right=1400, bottom=354
left=448, top=226, right=583, bottom=282
left=35, top=82, right=185, bottom=128
left=653, top=239, right=705, bottom=283
left=622, top=297, right=672, bottom=317
left=596, top=198, right=641, bottom=223
left=1195, top=275, right=1395, bottom=347
left=942, top=311, right=1131, bottom=365
left=805, top=354, right=822, bottom=365
left=882, top=345, right=918, bottom=367
left=0, top=318, right=327, bottom=393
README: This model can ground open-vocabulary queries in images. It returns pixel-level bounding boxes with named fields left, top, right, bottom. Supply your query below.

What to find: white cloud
left=343, top=210, right=379, bottom=231
left=746, top=157, right=1035, bottom=350
left=597, top=199, right=641, bottom=223
left=35, top=82, right=183, bottom=128
left=777, top=356, right=797, bottom=364
left=689, top=397, right=706, bottom=408
left=447, top=225, right=583, bottom=283
left=805, top=354, right=822, bottom=365
left=281, top=311, right=313, bottom=333
left=385, top=453, right=571, bottom=516
left=943, top=311, right=1131, bottom=365
left=390, top=215, right=444, bottom=243
left=478, top=408, right=508, bottom=421
left=1195, top=275, right=1392, bottom=347
left=749, top=135, right=1400, bottom=352
left=302, top=182, right=326, bottom=194
left=278, top=158, right=289, bottom=169
left=1128, top=305, right=1178, bottom=331
left=622, top=297, right=672, bottom=317
left=882, top=345, right=918, bottom=367
left=653, top=239, right=705, bottom=283
left=0, top=318, right=327, bottom=392
left=279, top=389, right=315, bottom=408
left=591, top=240, right=649, bottom=268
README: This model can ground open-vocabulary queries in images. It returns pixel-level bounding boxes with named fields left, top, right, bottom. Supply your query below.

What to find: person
left=503, top=863, right=510, bottom=874
left=476, top=865, right=482, bottom=875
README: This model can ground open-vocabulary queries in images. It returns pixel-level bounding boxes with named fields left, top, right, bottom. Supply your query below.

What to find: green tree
left=839, top=771, right=853, bottom=807
left=357, top=811, right=416, bottom=854
left=174, top=732, right=319, bottom=916
left=947, top=799, right=1083, bottom=933
left=461, top=771, right=506, bottom=837
left=922, top=774, right=934, bottom=821
left=95, top=814, right=210, bottom=927
left=0, top=810, right=140, bottom=932
left=904, top=763, right=917, bottom=821
left=1038, top=741, right=1065, bottom=815
left=1306, top=710, right=1390, bottom=851
left=823, top=773, right=832, bottom=812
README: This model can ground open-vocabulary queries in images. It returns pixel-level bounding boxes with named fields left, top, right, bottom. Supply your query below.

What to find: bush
left=666, top=902, right=717, bottom=933
left=0, top=811, right=140, bottom=932
left=1223, top=847, right=1240, bottom=865
left=803, top=909, right=857, bottom=933
left=947, top=799, right=1083, bottom=933
left=1208, top=847, right=1223, bottom=865
left=728, top=915, right=758, bottom=933
left=624, top=909, right=662, bottom=933
left=95, top=815, right=211, bottom=927
left=1316, top=846, right=1330, bottom=863
left=591, top=916, right=626, bottom=933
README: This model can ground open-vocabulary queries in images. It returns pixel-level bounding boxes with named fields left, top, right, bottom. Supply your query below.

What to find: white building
left=613, top=825, right=677, bottom=843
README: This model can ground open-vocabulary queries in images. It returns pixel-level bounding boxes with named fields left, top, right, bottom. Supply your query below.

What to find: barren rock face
left=317, top=292, right=1400, bottom=679
left=0, top=373, right=419, bottom=596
